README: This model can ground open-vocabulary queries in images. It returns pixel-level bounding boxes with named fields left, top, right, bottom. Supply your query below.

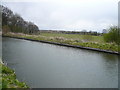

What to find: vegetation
left=103, top=26, right=120, bottom=44
left=0, top=61, right=29, bottom=88
left=1, top=5, right=39, bottom=34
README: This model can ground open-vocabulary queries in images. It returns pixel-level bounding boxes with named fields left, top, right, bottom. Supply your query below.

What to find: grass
left=0, top=60, right=29, bottom=88
left=3, top=32, right=119, bottom=52
left=40, top=32, right=104, bottom=43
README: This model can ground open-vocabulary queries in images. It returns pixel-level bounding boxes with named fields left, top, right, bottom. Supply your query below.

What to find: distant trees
left=2, top=25, right=11, bottom=34
left=1, top=5, right=39, bottom=34
left=39, top=30, right=101, bottom=36
left=103, top=26, right=120, bottom=44
left=102, top=29, right=107, bottom=34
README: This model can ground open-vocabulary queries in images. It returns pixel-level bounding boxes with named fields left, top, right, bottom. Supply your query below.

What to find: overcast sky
left=2, top=0, right=119, bottom=32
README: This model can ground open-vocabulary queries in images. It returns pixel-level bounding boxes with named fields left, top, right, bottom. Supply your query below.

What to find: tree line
left=1, top=5, right=39, bottom=34
left=40, top=30, right=101, bottom=36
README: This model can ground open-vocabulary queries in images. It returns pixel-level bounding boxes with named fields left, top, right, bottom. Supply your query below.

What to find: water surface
left=2, top=37, right=118, bottom=88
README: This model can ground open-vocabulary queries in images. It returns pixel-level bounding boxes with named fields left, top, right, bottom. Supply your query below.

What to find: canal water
left=2, top=37, right=118, bottom=88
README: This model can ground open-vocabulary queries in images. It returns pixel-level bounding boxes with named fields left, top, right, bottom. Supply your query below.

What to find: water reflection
left=101, top=53, right=118, bottom=61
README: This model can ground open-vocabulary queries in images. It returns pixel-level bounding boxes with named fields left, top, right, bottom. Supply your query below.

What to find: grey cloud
left=2, top=0, right=118, bottom=32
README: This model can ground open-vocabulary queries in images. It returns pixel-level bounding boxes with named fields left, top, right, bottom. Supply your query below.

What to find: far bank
left=3, top=32, right=119, bottom=55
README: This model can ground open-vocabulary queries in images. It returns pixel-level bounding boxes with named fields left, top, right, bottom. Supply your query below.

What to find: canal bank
left=3, top=35, right=119, bottom=55
left=0, top=60, right=29, bottom=88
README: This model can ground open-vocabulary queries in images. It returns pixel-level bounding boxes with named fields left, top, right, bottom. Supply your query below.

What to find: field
left=4, top=32, right=119, bottom=52
left=40, top=32, right=104, bottom=43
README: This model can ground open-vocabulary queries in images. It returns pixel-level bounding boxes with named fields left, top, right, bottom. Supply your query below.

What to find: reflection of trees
left=118, top=55, right=120, bottom=70
left=100, top=53, right=118, bottom=77
left=101, top=53, right=118, bottom=61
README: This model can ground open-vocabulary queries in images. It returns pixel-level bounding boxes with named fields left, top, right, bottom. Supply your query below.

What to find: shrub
left=103, top=26, right=120, bottom=44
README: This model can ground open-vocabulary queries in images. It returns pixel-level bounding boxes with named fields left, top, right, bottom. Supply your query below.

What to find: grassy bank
left=3, top=32, right=119, bottom=52
left=0, top=61, right=29, bottom=88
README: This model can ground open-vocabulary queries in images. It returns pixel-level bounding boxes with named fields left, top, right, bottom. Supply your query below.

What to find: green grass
left=4, top=32, right=119, bottom=52
left=40, top=32, right=104, bottom=43
left=0, top=61, right=29, bottom=88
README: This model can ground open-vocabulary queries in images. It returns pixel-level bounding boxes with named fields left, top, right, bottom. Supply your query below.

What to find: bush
left=103, top=26, right=120, bottom=44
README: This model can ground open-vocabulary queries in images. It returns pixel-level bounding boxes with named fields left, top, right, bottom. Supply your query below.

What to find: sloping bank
left=0, top=60, right=29, bottom=88
left=3, top=35, right=119, bottom=55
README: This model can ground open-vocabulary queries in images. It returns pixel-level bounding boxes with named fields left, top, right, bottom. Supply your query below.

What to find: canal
left=2, top=37, right=118, bottom=88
